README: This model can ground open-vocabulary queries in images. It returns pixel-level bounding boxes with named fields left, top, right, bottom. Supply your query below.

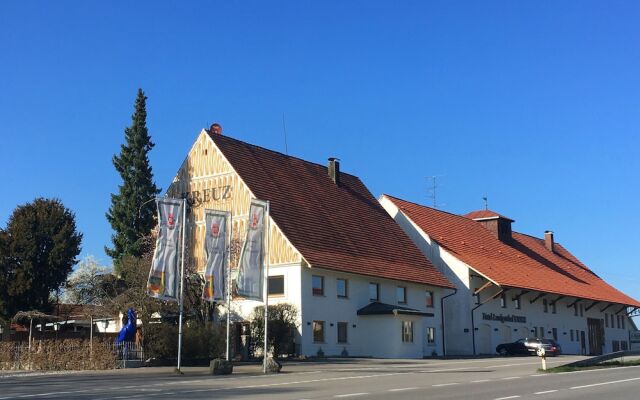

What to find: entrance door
left=587, top=318, right=604, bottom=355
left=580, top=330, right=586, bottom=355
left=501, top=325, right=511, bottom=344
left=477, top=324, right=492, bottom=354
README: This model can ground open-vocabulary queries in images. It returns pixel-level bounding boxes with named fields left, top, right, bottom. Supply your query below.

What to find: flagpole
left=177, top=198, right=187, bottom=372
left=226, top=212, right=232, bottom=361
left=263, top=201, right=270, bottom=373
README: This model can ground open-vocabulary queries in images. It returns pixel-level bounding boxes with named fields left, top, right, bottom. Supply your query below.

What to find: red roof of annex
left=384, top=195, right=640, bottom=307
left=209, top=133, right=454, bottom=289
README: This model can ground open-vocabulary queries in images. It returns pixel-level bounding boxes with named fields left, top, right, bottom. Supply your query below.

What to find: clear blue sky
left=1, top=1, right=639, bottom=307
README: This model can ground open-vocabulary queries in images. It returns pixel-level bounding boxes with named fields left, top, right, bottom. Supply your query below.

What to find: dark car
left=496, top=337, right=561, bottom=356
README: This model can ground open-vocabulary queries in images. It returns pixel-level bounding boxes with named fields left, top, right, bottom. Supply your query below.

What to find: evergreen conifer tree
left=106, top=89, right=160, bottom=268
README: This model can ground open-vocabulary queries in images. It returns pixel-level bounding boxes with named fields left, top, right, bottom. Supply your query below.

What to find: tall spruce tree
left=106, top=89, right=160, bottom=268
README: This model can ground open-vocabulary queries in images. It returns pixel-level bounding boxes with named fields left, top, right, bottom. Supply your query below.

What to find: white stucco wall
left=300, top=267, right=443, bottom=358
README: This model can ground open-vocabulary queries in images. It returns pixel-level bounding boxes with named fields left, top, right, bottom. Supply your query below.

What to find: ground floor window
left=426, top=327, right=436, bottom=344
left=337, top=322, right=348, bottom=343
left=402, top=321, right=413, bottom=343
left=313, top=321, right=325, bottom=343
left=570, top=329, right=574, bottom=341
left=552, top=328, right=558, bottom=341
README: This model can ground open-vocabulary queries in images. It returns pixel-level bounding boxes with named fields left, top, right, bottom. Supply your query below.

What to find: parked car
left=496, top=337, right=561, bottom=356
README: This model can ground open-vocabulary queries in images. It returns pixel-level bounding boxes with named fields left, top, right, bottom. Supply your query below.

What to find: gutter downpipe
left=471, top=288, right=504, bottom=355
left=440, top=287, right=458, bottom=356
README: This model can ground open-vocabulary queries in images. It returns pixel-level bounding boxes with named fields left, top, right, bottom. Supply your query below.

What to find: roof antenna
left=282, top=113, right=289, bottom=155
left=427, top=176, right=443, bottom=209
left=483, top=196, right=488, bottom=210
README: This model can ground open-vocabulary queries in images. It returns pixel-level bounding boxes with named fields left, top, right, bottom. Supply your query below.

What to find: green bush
left=145, top=322, right=225, bottom=362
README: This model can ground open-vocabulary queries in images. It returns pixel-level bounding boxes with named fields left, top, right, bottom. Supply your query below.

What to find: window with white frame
left=313, top=321, right=325, bottom=342
left=336, top=278, right=348, bottom=298
left=396, top=286, right=407, bottom=304
left=514, top=296, right=521, bottom=309
left=402, top=321, right=413, bottom=343
left=500, top=292, right=507, bottom=308
left=551, top=301, right=557, bottom=314
left=426, top=327, right=436, bottom=345
left=369, top=283, right=379, bottom=301
left=312, top=275, right=324, bottom=296
left=268, top=275, right=285, bottom=296
left=425, top=290, right=434, bottom=308
left=337, top=322, right=348, bottom=343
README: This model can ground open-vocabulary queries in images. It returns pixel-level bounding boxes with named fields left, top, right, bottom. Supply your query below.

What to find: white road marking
left=334, top=393, right=369, bottom=398
left=534, top=390, right=558, bottom=394
left=494, top=396, right=520, bottom=400
left=471, top=379, right=491, bottom=383
left=432, top=382, right=459, bottom=387
left=501, top=376, right=521, bottom=380
left=388, top=387, right=418, bottom=392
left=570, top=376, right=640, bottom=390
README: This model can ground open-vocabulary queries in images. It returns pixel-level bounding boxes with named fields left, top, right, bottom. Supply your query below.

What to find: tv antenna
left=483, top=196, right=488, bottom=210
left=426, top=175, right=445, bottom=208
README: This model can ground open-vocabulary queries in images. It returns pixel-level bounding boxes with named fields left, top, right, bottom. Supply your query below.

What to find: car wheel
left=498, top=348, right=508, bottom=356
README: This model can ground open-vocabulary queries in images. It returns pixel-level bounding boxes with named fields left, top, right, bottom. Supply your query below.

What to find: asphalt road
left=2, top=356, right=640, bottom=399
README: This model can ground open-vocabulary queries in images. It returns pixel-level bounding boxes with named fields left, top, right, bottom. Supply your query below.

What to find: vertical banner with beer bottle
left=202, top=209, right=230, bottom=302
left=236, top=199, right=268, bottom=301
left=147, top=198, right=184, bottom=300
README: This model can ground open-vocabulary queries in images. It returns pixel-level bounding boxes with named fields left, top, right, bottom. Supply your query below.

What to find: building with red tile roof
left=380, top=194, right=639, bottom=356
left=166, top=128, right=453, bottom=358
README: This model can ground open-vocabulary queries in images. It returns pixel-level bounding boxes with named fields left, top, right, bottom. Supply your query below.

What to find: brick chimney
left=328, top=157, right=340, bottom=186
left=209, top=123, right=222, bottom=135
left=544, top=231, right=554, bottom=253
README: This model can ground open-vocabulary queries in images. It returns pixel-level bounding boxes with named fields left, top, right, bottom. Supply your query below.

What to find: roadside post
left=537, top=347, right=547, bottom=370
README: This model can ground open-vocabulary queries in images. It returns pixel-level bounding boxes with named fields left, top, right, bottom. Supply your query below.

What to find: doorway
left=587, top=318, right=604, bottom=355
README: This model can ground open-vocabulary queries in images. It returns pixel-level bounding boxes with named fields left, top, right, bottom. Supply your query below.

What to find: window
left=312, top=275, right=324, bottom=296
left=500, top=293, right=507, bottom=308
left=574, top=304, right=578, bottom=316
left=539, top=327, right=545, bottom=338
left=268, top=275, right=284, bottom=296
left=622, top=316, right=626, bottom=330
left=617, top=315, right=621, bottom=329
left=543, top=299, right=548, bottom=313
left=336, top=278, right=348, bottom=298
left=313, top=321, right=325, bottom=342
left=552, top=328, right=558, bottom=341
left=611, top=314, right=615, bottom=328
left=605, top=313, right=609, bottom=328
left=426, top=327, right=436, bottom=344
left=425, top=291, right=434, bottom=308
left=514, top=296, right=521, bottom=310
left=396, top=286, right=407, bottom=304
left=369, top=283, right=379, bottom=301
left=551, top=301, right=557, bottom=314
left=402, top=321, right=413, bottom=343
left=579, top=304, right=584, bottom=317
left=473, top=290, right=480, bottom=305
left=570, top=329, right=574, bottom=341
left=621, top=341, right=628, bottom=350
left=337, top=322, right=348, bottom=343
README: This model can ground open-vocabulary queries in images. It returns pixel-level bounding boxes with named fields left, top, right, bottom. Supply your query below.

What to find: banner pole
left=263, top=201, right=270, bottom=373
left=177, top=198, right=187, bottom=372
left=226, top=212, right=232, bottom=361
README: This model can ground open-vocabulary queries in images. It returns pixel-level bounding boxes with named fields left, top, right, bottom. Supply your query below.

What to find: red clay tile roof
left=385, top=195, right=640, bottom=307
left=464, top=210, right=514, bottom=222
left=210, top=134, right=453, bottom=288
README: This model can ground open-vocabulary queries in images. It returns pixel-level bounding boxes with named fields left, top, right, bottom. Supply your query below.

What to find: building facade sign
left=482, top=313, right=526, bottom=324
left=182, top=185, right=232, bottom=208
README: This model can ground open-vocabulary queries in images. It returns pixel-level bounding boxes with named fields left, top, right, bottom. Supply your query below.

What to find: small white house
left=380, top=195, right=640, bottom=356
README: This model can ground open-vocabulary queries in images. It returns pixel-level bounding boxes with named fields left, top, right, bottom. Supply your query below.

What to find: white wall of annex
left=299, top=267, right=443, bottom=358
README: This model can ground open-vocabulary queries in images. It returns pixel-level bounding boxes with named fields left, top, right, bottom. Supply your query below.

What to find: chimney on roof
left=209, top=123, right=222, bottom=135
left=471, top=214, right=513, bottom=242
left=544, top=231, right=554, bottom=253
left=328, top=157, right=340, bottom=186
